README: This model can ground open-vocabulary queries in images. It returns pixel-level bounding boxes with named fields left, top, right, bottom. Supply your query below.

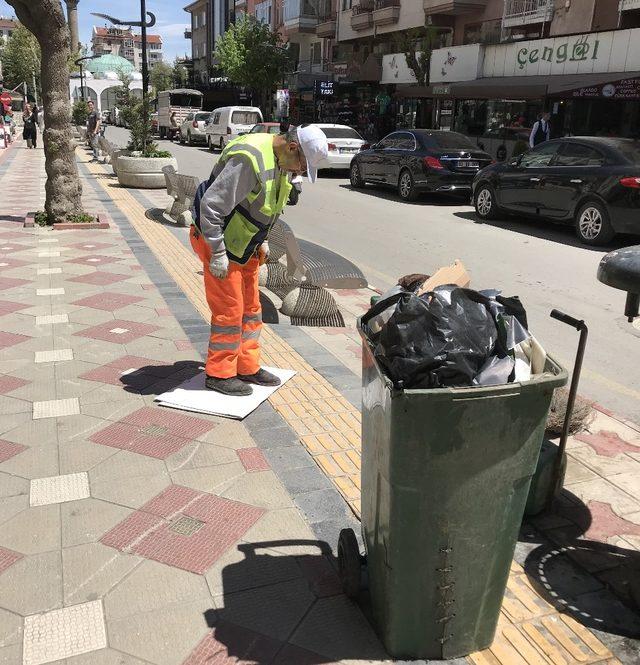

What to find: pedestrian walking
left=22, top=104, right=37, bottom=149
left=529, top=111, right=551, bottom=148
left=191, top=125, right=328, bottom=396
left=86, top=100, right=101, bottom=161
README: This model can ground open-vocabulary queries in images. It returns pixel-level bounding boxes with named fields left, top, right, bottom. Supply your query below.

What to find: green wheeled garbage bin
left=341, top=322, right=567, bottom=661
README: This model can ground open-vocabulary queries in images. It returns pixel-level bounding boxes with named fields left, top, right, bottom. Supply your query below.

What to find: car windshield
left=319, top=127, right=362, bottom=140
left=268, top=125, right=281, bottom=134
left=196, top=113, right=211, bottom=122
left=425, top=132, right=475, bottom=149
left=232, top=111, right=261, bottom=124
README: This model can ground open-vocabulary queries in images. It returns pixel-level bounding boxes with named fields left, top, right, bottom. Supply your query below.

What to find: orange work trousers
left=190, top=225, right=262, bottom=378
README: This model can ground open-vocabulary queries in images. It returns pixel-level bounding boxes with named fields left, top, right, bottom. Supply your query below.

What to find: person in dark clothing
left=22, top=104, right=37, bottom=149
left=31, top=105, right=40, bottom=148
left=529, top=111, right=551, bottom=148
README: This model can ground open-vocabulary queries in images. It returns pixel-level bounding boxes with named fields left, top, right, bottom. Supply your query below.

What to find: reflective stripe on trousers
left=189, top=225, right=262, bottom=378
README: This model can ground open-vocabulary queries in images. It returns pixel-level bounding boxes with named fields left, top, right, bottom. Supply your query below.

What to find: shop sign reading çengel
left=517, top=36, right=599, bottom=70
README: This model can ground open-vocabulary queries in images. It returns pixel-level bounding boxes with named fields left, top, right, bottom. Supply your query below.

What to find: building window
left=201, top=11, right=206, bottom=26
left=311, top=41, right=322, bottom=65
left=342, top=0, right=352, bottom=10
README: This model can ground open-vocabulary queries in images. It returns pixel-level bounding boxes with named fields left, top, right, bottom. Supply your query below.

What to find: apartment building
left=91, top=27, right=163, bottom=72
left=0, top=17, right=17, bottom=44
left=184, top=0, right=238, bottom=87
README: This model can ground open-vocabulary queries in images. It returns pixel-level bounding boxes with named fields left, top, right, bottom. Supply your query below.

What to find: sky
left=0, top=0, right=191, bottom=63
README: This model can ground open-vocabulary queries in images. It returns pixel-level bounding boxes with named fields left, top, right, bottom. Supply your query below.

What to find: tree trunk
left=7, top=0, right=82, bottom=221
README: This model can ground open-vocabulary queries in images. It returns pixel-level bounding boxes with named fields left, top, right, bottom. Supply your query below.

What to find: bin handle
left=550, top=309, right=586, bottom=331
left=360, top=291, right=407, bottom=329
left=237, top=540, right=333, bottom=557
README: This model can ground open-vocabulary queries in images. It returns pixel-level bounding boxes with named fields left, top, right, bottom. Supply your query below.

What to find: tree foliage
left=116, top=71, right=169, bottom=157
left=395, top=25, right=440, bottom=87
left=0, top=23, right=41, bottom=95
left=214, top=15, right=291, bottom=97
left=172, top=58, right=189, bottom=88
left=150, top=61, right=174, bottom=94
left=71, top=99, right=89, bottom=126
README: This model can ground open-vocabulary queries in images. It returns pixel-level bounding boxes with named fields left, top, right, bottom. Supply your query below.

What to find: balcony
left=283, top=0, right=317, bottom=33
left=351, top=2, right=374, bottom=31
left=184, top=29, right=192, bottom=39
left=235, top=0, right=247, bottom=6
left=373, top=0, right=400, bottom=25
left=423, top=0, right=487, bottom=15
left=502, top=0, right=554, bottom=28
left=619, top=0, right=640, bottom=10
left=316, top=13, right=337, bottom=37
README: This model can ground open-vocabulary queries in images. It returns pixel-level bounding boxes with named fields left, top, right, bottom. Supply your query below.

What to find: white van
left=205, top=106, right=263, bottom=152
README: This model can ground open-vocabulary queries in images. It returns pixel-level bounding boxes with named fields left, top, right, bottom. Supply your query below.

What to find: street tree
left=396, top=25, right=440, bottom=87
left=5, top=0, right=82, bottom=222
left=0, top=24, right=41, bottom=96
left=172, top=58, right=189, bottom=88
left=214, top=15, right=291, bottom=112
left=150, top=61, right=173, bottom=94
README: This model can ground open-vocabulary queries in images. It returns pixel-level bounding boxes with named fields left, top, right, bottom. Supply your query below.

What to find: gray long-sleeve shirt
left=199, top=155, right=260, bottom=261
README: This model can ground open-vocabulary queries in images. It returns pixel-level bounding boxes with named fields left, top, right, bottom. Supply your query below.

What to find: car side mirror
left=509, top=155, right=523, bottom=167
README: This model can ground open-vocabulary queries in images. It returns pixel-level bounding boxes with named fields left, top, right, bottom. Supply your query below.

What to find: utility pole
left=65, top=0, right=81, bottom=54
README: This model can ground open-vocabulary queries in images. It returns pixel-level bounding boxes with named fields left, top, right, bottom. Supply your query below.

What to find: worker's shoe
left=238, top=368, right=281, bottom=387
left=205, top=375, right=253, bottom=396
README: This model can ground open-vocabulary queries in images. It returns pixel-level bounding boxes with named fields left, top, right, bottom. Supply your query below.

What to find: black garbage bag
left=366, top=286, right=500, bottom=389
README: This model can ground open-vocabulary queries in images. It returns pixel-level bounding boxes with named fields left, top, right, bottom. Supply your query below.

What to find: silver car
left=179, top=111, right=211, bottom=146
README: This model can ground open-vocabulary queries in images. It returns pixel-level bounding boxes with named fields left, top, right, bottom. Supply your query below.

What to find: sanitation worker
left=191, top=124, right=328, bottom=396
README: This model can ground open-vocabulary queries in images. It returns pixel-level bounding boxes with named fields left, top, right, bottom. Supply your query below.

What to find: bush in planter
left=72, top=100, right=89, bottom=127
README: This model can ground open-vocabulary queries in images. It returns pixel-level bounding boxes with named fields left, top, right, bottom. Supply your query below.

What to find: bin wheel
left=338, top=528, right=362, bottom=598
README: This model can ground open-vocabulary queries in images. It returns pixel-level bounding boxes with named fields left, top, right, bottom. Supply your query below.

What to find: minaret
left=66, top=0, right=80, bottom=53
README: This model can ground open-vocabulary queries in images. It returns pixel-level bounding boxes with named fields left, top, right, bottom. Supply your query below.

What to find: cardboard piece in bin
left=417, top=260, right=470, bottom=296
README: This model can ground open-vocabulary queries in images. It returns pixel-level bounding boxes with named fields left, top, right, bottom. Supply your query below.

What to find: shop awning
left=436, top=71, right=640, bottom=100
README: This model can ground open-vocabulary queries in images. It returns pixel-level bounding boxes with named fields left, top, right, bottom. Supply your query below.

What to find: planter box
left=112, top=149, right=131, bottom=177
left=116, top=155, right=178, bottom=189
left=24, top=212, right=110, bottom=230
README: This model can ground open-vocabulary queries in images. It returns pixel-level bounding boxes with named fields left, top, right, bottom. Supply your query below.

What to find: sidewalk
left=0, top=141, right=636, bottom=665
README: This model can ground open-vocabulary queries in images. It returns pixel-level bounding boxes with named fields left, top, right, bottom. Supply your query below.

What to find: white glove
left=258, top=241, right=269, bottom=264
left=209, top=253, right=229, bottom=279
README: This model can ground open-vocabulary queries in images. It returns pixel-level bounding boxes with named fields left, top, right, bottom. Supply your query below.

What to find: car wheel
left=207, top=137, right=214, bottom=152
left=219, top=138, right=225, bottom=152
left=575, top=200, right=615, bottom=246
left=398, top=169, right=418, bottom=202
left=474, top=184, right=500, bottom=220
left=350, top=162, right=365, bottom=189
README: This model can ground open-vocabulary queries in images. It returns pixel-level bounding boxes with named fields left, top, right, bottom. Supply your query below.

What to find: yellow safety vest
left=221, top=134, right=292, bottom=264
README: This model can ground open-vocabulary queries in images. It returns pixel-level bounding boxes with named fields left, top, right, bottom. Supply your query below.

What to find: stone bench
left=97, top=138, right=130, bottom=177
left=162, top=165, right=200, bottom=226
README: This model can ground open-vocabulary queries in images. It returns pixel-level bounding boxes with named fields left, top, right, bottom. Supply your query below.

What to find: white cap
left=296, top=124, right=328, bottom=183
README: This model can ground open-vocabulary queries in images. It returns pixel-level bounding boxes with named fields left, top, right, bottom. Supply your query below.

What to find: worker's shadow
left=199, top=539, right=387, bottom=664
left=521, top=489, right=640, bottom=639
left=119, top=360, right=202, bottom=396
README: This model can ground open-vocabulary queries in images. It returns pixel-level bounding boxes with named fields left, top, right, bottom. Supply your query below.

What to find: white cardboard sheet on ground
left=155, top=367, right=296, bottom=420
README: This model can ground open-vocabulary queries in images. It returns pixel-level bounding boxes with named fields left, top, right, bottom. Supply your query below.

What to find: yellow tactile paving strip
left=84, top=154, right=617, bottom=665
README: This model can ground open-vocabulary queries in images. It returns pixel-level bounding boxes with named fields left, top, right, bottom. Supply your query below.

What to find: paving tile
left=68, top=242, right=115, bottom=251
left=23, top=600, right=107, bottom=665
left=221, top=471, right=294, bottom=510
left=35, top=314, right=69, bottom=325
left=108, top=598, right=211, bottom=665
left=36, top=288, right=65, bottom=296
left=66, top=271, right=130, bottom=286
left=65, top=254, right=122, bottom=266
left=0, top=258, right=30, bottom=272
left=169, top=462, right=246, bottom=495
left=214, top=578, right=315, bottom=642
left=0, top=504, right=60, bottom=555
left=37, top=250, right=60, bottom=258
left=0, top=375, right=30, bottom=396
left=0, top=545, right=22, bottom=576
left=33, top=398, right=80, bottom=420
left=64, top=648, right=150, bottom=665
left=0, top=445, right=58, bottom=480
left=289, top=594, right=387, bottom=660
left=182, top=622, right=282, bottom=665
left=236, top=447, right=270, bottom=473
left=30, top=472, right=90, bottom=507
left=71, top=292, right=145, bottom=311
left=0, top=471, right=30, bottom=499
left=165, top=441, right=237, bottom=472
left=74, top=319, right=160, bottom=345
left=102, top=485, right=265, bottom=575
left=62, top=542, right=142, bottom=606
left=0, top=494, right=28, bottom=528
left=242, top=507, right=316, bottom=544
left=0, top=606, right=23, bottom=648
left=0, top=331, right=30, bottom=350
left=0, top=549, right=62, bottom=616
left=61, top=497, right=133, bottom=549
left=34, top=348, right=74, bottom=363
left=0, top=299, right=30, bottom=316
left=36, top=267, right=62, bottom=275
left=566, top=477, right=640, bottom=517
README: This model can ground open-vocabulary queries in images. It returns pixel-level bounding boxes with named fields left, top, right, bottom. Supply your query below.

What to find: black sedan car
left=350, top=130, right=493, bottom=202
left=472, top=137, right=640, bottom=246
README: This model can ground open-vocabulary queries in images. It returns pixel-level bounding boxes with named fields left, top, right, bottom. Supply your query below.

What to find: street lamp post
left=91, top=6, right=156, bottom=149
left=74, top=55, right=100, bottom=102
